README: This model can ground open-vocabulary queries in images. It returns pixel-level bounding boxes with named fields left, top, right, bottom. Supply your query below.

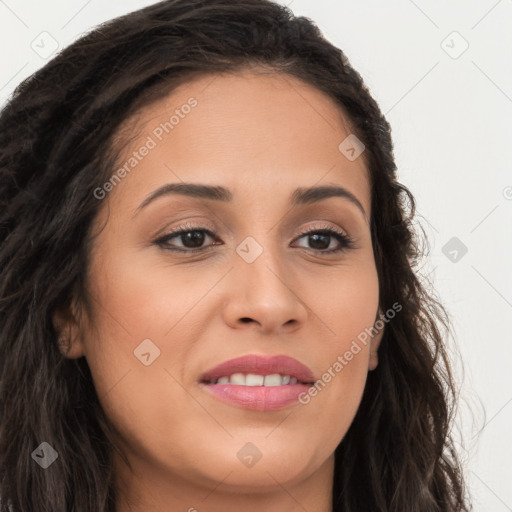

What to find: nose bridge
left=235, top=231, right=286, bottom=292
left=224, top=231, right=307, bottom=333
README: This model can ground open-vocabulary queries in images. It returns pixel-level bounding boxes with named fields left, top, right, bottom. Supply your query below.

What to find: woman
left=0, top=0, right=469, bottom=510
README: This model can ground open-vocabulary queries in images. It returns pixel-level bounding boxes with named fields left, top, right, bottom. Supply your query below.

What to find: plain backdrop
left=1, top=1, right=511, bottom=510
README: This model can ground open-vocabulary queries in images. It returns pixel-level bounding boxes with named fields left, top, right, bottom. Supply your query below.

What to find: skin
left=54, top=68, right=384, bottom=512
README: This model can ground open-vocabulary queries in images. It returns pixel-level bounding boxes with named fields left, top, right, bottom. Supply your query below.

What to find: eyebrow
left=134, top=182, right=367, bottom=220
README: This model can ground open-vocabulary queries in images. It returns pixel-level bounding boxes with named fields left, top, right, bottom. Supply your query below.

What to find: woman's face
left=58, top=69, right=383, bottom=509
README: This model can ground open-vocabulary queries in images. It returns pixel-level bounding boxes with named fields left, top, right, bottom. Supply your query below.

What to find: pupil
left=183, top=231, right=205, bottom=248
left=309, top=233, right=329, bottom=250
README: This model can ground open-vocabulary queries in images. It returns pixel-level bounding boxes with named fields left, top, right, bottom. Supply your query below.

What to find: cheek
left=79, top=254, right=201, bottom=460
left=94, top=244, right=219, bottom=335
left=300, top=255, right=379, bottom=350
left=80, top=246, right=220, bottom=405
left=294, top=260, right=379, bottom=432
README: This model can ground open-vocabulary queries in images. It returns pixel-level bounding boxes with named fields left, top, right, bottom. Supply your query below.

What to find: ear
left=52, top=297, right=86, bottom=359
left=368, top=309, right=385, bottom=371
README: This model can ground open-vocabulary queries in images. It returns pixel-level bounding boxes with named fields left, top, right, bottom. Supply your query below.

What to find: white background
left=1, top=1, right=511, bottom=510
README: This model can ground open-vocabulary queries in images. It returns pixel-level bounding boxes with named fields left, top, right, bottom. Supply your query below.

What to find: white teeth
left=229, top=373, right=246, bottom=385
left=263, top=374, right=283, bottom=386
left=212, top=373, right=299, bottom=386
left=245, top=374, right=264, bottom=386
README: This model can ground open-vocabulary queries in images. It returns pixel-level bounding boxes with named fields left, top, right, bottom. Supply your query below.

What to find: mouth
left=198, top=354, right=316, bottom=411
left=199, top=353, right=316, bottom=386
left=200, top=374, right=314, bottom=386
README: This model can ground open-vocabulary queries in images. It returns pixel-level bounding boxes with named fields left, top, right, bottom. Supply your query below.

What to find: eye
left=154, top=222, right=218, bottom=252
left=292, top=225, right=355, bottom=254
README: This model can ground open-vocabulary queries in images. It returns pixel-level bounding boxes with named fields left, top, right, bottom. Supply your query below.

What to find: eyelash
left=154, top=222, right=355, bottom=255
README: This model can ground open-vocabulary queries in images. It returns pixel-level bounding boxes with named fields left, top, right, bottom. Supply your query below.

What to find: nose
left=222, top=241, right=308, bottom=335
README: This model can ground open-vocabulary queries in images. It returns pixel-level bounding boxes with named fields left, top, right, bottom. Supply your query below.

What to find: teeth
left=263, top=374, right=282, bottom=386
left=211, top=373, right=301, bottom=386
left=246, top=374, right=264, bottom=386
left=230, top=373, right=246, bottom=385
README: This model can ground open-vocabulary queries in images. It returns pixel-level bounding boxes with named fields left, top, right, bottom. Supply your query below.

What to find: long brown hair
left=0, top=1, right=468, bottom=510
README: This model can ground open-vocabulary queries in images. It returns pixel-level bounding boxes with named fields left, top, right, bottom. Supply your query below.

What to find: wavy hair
left=0, top=0, right=468, bottom=510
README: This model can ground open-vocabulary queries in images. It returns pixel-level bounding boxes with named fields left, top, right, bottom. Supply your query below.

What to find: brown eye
left=155, top=225, right=218, bottom=252
left=292, top=227, right=355, bottom=253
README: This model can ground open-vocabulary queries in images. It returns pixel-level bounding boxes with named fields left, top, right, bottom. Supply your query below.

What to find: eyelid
left=154, top=221, right=217, bottom=246
left=154, top=219, right=217, bottom=239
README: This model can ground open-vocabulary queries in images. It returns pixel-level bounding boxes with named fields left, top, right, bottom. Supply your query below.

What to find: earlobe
left=52, top=301, right=86, bottom=359
left=368, top=309, right=385, bottom=371
left=368, top=345, right=380, bottom=371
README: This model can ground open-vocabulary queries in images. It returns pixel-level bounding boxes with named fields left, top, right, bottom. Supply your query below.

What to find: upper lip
left=200, top=354, right=316, bottom=384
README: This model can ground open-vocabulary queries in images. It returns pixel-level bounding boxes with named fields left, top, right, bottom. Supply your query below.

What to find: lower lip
left=200, top=382, right=312, bottom=411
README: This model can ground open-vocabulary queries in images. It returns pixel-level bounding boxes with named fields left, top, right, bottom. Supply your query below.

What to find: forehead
left=103, top=69, right=371, bottom=219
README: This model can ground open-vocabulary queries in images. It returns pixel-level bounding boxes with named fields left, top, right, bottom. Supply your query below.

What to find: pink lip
left=199, top=354, right=316, bottom=412
left=200, top=383, right=312, bottom=411
left=199, top=354, right=316, bottom=384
